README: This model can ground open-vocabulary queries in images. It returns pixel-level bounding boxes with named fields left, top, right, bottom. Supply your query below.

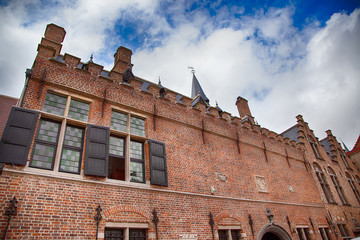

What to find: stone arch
left=257, top=224, right=292, bottom=240
left=293, top=216, right=308, bottom=226
left=103, top=205, right=153, bottom=222
left=315, top=216, right=328, bottom=226
left=214, top=212, right=242, bottom=228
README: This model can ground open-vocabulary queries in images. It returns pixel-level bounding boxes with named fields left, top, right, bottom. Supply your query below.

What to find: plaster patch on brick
left=254, top=175, right=269, bottom=193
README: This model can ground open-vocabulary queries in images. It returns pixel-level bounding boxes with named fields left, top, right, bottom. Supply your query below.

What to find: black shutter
left=84, top=124, right=109, bottom=177
left=149, top=139, right=168, bottom=186
left=0, top=107, right=39, bottom=165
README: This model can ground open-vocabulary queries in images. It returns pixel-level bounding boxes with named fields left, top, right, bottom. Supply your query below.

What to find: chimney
left=44, top=23, right=66, bottom=43
left=236, top=96, right=255, bottom=125
left=112, top=46, right=132, bottom=73
left=37, top=24, right=66, bottom=58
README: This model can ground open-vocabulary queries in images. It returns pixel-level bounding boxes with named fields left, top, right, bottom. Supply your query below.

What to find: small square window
left=68, top=99, right=89, bottom=122
left=111, top=111, right=128, bottom=132
left=43, top=92, right=67, bottom=116
left=130, top=116, right=145, bottom=137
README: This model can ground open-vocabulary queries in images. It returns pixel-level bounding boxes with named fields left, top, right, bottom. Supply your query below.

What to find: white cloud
left=0, top=1, right=358, bottom=147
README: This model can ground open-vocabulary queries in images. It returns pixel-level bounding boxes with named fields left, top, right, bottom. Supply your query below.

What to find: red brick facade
left=0, top=94, right=18, bottom=138
left=348, top=135, right=360, bottom=172
left=0, top=23, right=359, bottom=240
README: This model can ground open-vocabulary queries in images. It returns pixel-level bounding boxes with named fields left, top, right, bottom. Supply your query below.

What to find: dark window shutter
left=149, top=139, right=168, bottom=186
left=84, top=124, right=109, bottom=177
left=0, top=107, right=39, bottom=165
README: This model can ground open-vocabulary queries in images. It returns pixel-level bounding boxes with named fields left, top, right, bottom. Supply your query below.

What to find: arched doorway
left=257, top=224, right=292, bottom=240
left=262, top=232, right=282, bottom=240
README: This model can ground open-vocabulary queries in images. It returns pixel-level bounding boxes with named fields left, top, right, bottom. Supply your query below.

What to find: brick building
left=0, top=23, right=359, bottom=240
left=0, top=94, right=18, bottom=138
left=347, top=135, right=360, bottom=172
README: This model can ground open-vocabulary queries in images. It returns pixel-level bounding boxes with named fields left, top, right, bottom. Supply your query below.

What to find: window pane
left=30, top=119, right=60, bottom=170
left=129, top=229, right=146, bottom=240
left=130, top=141, right=143, bottom=160
left=231, top=230, right=241, bottom=240
left=43, top=92, right=66, bottom=116
left=105, top=228, right=124, bottom=240
left=111, top=111, right=127, bottom=132
left=108, top=156, right=125, bottom=181
left=109, top=136, right=124, bottom=156
left=63, top=126, right=83, bottom=148
left=37, top=120, right=60, bottom=143
left=68, top=99, right=89, bottom=122
left=31, top=143, right=56, bottom=169
left=297, top=228, right=305, bottom=240
left=59, top=149, right=81, bottom=173
left=130, top=116, right=145, bottom=137
left=130, top=161, right=144, bottom=183
left=304, top=228, right=310, bottom=240
left=218, top=230, right=228, bottom=240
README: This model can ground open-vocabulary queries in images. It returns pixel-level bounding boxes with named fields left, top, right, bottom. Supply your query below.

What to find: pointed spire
left=341, top=139, right=350, bottom=153
left=89, top=53, right=94, bottom=63
left=190, top=68, right=209, bottom=105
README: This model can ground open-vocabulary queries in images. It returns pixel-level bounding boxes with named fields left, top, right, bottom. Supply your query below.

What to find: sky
left=0, top=0, right=359, bottom=148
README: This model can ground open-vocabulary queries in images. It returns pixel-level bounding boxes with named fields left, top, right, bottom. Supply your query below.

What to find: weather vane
left=188, top=66, right=195, bottom=74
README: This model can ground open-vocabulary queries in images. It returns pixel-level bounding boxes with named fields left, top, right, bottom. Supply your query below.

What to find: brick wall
left=0, top=94, right=18, bottom=138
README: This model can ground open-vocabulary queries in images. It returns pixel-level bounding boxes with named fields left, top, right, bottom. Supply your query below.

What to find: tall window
left=110, top=110, right=146, bottom=183
left=346, top=173, right=360, bottom=203
left=30, top=119, right=60, bottom=170
left=309, top=137, right=321, bottom=159
left=337, top=224, right=351, bottom=240
left=59, top=125, right=84, bottom=173
left=328, top=168, right=348, bottom=205
left=319, top=227, right=331, bottom=240
left=108, top=136, right=125, bottom=180
left=104, top=228, right=147, bottom=240
left=297, top=227, right=310, bottom=240
left=30, top=92, right=88, bottom=174
left=338, top=149, right=350, bottom=169
left=314, top=163, right=335, bottom=203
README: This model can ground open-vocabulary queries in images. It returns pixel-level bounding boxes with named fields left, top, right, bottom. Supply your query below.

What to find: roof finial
left=158, top=76, right=161, bottom=85
left=188, top=66, right=195, bottom=74
left=89, top=53, right=93, bottom=63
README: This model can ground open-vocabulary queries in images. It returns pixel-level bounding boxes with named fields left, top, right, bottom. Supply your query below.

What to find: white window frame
left=108, top=108, right=147, bottom=183
left=218, top=226, right=242, bottom=240
left=296, top=226, right=310, bottom=240
left=103, top=222, right=148, bottom=240
left=27, top=91, right=91, bottom=176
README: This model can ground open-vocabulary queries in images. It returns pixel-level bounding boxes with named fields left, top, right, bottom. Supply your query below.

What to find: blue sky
left=0, top=0, right=359, bottom=147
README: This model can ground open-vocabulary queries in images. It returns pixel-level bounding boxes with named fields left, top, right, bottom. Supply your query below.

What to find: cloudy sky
left=0, top=0, right=359, bottom=148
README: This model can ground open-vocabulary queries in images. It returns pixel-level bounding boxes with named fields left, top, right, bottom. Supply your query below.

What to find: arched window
left=338, top=149, right=350, bottom=169
left=355, top=175, right=360, bottom=186
left=328, top=168, right=348, bottom=205
left=309, top=137, right=321, bottom=159
left=314, top=163, right=334, bottom=203
left=346, top=173, right=360, bottom=204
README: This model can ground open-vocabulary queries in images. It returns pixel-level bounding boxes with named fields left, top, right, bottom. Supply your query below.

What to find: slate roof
left=191, top=73, right=209, bottom=106
left=281, top=125, right=299, bottom=143
left=320, top=137, right=333, bottom=158
left=348, top=134, right=360, bottom=155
